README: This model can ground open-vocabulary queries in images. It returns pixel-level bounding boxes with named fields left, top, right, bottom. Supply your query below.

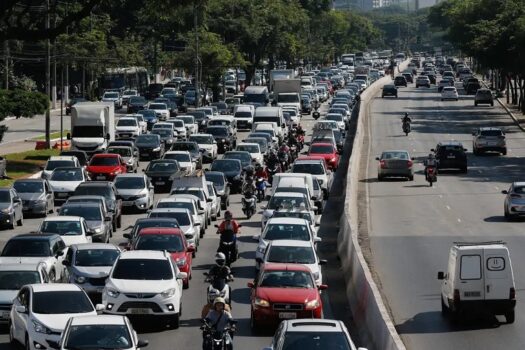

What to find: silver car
left=376, top=150, right=414, bottom=181
left=107, top=146, right=139, bottom=173
left=472, top=127, right=507, bottom=155
left=12, top=179, right=54, bottom=217
left=114, top=174, right=154, bottom=212
left=0, top=188, right=23, bottom=229
left=502, top=182, right=525, bottom=220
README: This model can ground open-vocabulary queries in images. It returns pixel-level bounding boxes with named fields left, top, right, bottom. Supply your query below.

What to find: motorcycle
left=214, top=226, right=238, bottom=266
left=295, top=133, right=305, bottom=149
left=203, top=272, right=233, bottom=305
left=255, top=178, right=266, bottom=203
left=402, top=120, right=411, bottom=136
left=241, top=191, right=256, bottom=219
left=312, top=106, right=321, bottom=120
left=425, top=165, right=437, bottom=187
left=201, top=319, right=237, bottom=350
left=278, top=151, right=289, bottom=171
left=266, top=164, right=280, bottom=185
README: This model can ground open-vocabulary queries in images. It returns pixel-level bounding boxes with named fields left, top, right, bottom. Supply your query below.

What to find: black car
left=433, top=141, right=468, bottom=173
left=146, top=83, right=164, bottom=100
left=204, top=171, right=230, bottom=209
left=151, top=128, right=175, bottom=149
left=382, top=84, right=398, bottom=98
left=466, top=81, right=481, bottom=95
left=127, top=96, right=148, bottom=113
left=210, top=159, right=243, bottom=194
left=60, top=150, right=89, bottom=167
left=171, top=141, right=203, bottom=169
left=223, top=151, right=252, bottom=169
left=135, top=134, right=164, bottom=160
left=207, top=126, right=236, bottom=153
left=394, top=76, right=407, bottom=87
left=402, top=72, right=413, bottom=83
left=187, top=111, right=208, bottom=132
left=73, top=181, right=122, bottom=231
left=66, top=97, right=87, bottom=115
left=144, top=159, right=184, bottom=192
left=301, top=96, right=312, bottom=114
left=427, top=73, right=437, bottom=85
left=248, top=132, right=274, bottom=148
left=211, top=102, right=229, bottom=115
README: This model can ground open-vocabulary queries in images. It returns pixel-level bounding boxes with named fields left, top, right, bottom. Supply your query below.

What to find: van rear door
left=458, top=250, right=484, bottom=301
left=484, top=250, right=511, bottom=301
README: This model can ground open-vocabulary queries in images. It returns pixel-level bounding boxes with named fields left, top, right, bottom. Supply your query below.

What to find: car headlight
left=150, top=118, right=158, bottom=123
left=106, top=289, right=120, bottom=298
left=75, top=276, right=86, bottom=284
left=1, top=208, right=10, bottom=214
left=305, top=299, right=320, bottom=309
left=127, top=159, right=134, bottom=164
left=33, top=320, right=52, bottom=334
left=153, top=147, right=161, bottom=152
left=254, top=297, right=270, bottom=307
left=175, top=258, right=186, bottom=267
left=94, top=228, right=102, bottom=233
left=161, top=288, right=176, bottom=298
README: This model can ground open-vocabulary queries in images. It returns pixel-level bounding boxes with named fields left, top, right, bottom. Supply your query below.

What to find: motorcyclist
left=266, top=149, right=280, bottom=169
left=402, top=112, right=411, bottom=124
left=217, top=211, right=240, bottom=260
left=254, top=163, right=268, bottom=181
left=242, top=175, right=256, bottom=195
left=424, top=153, right=438, bottom=168
left=295, top=124, right=305, bottom=136
left=201, top=253, right=233, bottom=318
left=203, top=297, right=236, bottom=350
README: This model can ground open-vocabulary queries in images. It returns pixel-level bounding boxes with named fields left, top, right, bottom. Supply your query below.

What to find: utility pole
left=3, top=41, right=8, bottom=90
left=45, top=0, right=51, bottom=149
left=64, top=0, right=69, bottom=103
left=194, top=0, right=200, bottom=108
left=52, top=0, right=57, bottom=109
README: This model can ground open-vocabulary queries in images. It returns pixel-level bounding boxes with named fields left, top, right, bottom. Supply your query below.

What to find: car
left=442, top=70, right=455, bottom=81
left=210, top=159, right=244, bottom=194
left=472, top=127, right=506, bottom=155
left=0, top=188, right=23, bottom=229
left=107, top=146, right=139, bottom=173
left=73, top=182, right=122, bottom=231
left=148, top=102, right=170, bottom=121
left=124, top=218, right=181, bottom=244
left=131, top=228, right=194, bottom=288
left=437, top=78, right=454, bottom=92
left=12, top=179, right=54, bottom=217
left=137, top=109, right=158, bottom=130
left=381, top=84, right=398, bottom=98
left=63, top=243, right=120, bottom=300
left=211, top=101, right=229, bottom=115
left=1, top=233, right=67, bottom=281
left=433, top=141, right=468, bottom=172
left=102, top=250, right=187, bottom=327
left=135, top=134, right=165, bottom=160
left=236, top=143, right=264, bottom=165
left=376, top=150, right=414, bottom=181
left=206, top=181, right=221, bottom=221
left=167, top=118, right=188, bottom=139
left=60, top=314, right=148, bottom=350
left=38, top=216, right=93, bottom=246
left=10, top=283, right=102, bottom=350
left=189, top=134, right=218, bottom=162
left=152, top=122, right=176, bottom=138
left=130, top=113, right=148, bottom=133
left=114, top=174, right=155, bottom=212
left=102, top=91, right=122, bottom=109
left=264, top=318, right=365, bottom=350
left=441, top=86, right=459, bottom=101
left=324, top=113, right=346, bottom=131
left=0, top=263, right=48, bottom=324
left=402, top=72, right=413, bottom=83
left=41, top=156, right=81, bottom=180
left=155, top=196, right=205, bottom=234
left=108, top=140, right=139, bottom=157
left=223, top=150, right=252, bottom=169
left=292, top=157, right=333, bottom=197
left=86, top=154, right=127, bottom=181
left=249, top=263, right=325, bottom=328
left=59, top=150, right=89, bottom=167
left=59, top=203, right=112, bottom=243
left=66, top=195, right=110, bottom=222
left=151, top=128, right=175, bottom=149
left=271, top=208, right=320, bottom=236
left=175, top=115, right=198, bottom=136
left=259, top=240, right=325, bottom=286
left=206, top=125, right=236, bottom=153
left=163, top=151, right=195, bottom=175
left=189, top=110, right=210, bottom=132
left=261, top=192, right=315, bottom=228
left=144, top=159, right=184, bottom=191
left=394, top=76, right=407, bottom=87
left=308, top=142, right=339, bottom=171
left=147, top=208, right=200, bottom=249
left=427, top=72, right=437, bottom=84
left=416, top=76, right=431, bottom=88
left=115, top=117, right=142, bottom=139
left=121, top=89, right=138, bottom=105
left=171, top=141, right=203, bottom=169
left=48, top=167, right=89, bottom=202
left=127, top=96, right=148, bottom=113
left=475, top=88, right=494, bottom=106
left=502, top=182, right=525, bottom=220
left=465, top=81, right=481, bottom=94
left=204, top=171, right=230, bottom=210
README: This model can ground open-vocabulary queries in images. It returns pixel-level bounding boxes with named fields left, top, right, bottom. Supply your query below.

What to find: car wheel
left=168, top=314, right=180, bottom=329
left=377, top=175, right=383, bottom=182
left=408, top=175, right=414, bottom=181
left=506, top=310, right=515, bottom=324
left=117, top=214, right=122, bottom=228
left=502, top=149, right=507, bottom=156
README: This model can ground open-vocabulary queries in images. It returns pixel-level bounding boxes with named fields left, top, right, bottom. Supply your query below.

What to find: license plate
left=129, top=308, right=149, bottom=315
left=57, top=193, right=67, bottom=197
left=122, top=201, right=133, bottom=206
left=156, top=181, right=165, bottom=185
left=96, top=175, right=106, bottom=180
left=279, top=312, right=297, bottom=319
left=447, top=155, right=456, bottom=159
left=1, top=311, right=9, bottom=319
left=141, top=153, right=149, bottom=157
left=464, top=291, right=481, bottom=297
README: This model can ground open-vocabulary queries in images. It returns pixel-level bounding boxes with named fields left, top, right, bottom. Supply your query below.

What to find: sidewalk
left=479, top=77, right=525, bottom=132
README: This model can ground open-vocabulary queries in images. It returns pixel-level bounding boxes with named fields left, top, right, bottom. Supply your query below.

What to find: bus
left=98, top=67, right=150, bottom=97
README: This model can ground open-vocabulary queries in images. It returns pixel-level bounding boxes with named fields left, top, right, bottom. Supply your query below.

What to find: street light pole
left=194, top=0, right=200, bottom=108
left=45, top=0, right=51, bottom=149
left=60, top=64, right=64, bottom=152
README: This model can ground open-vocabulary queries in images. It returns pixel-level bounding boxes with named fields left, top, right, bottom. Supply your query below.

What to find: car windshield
left=177, top=117, right=194, bottom=124
left=267, top=246, right=315, bottom=264
left=135, top=234, right=184, bottom=253
left=237, top=145, right=258, bottom=153
left=0, top=271, right=40, bottom=290
left=259, top=270, right=314, bottom=288
left=123, top=90, right=136, bottom=96
left=234, top=111, right=252, bottom=119
left=326, top=115, right=343, bottom=122
left=75, top=249, right=120, bottom=267
left=245, top=139, right=267, bottom=152
left=381, top=152, right=409, bottom=160
left=292, top=163, right=324, bottom=175
left=264, top=224, right=310, bottom=241
left=107, top=147, right=131, bottom=157
left=13, top=181, right=44, bottom=193
left=32, top=291, right=94, bottom=314
left=65, top=324, right=132, bottom=349
left=104, top=92, right=119, bottom=98
left=152, top=129, right=171, bottom=137
left=205, top=174, right=225, bottom=187
left=41, top=220, right=82, bottom=235
left=282, top=332, right=351, bottom=349
left=190, top=136, right=214, bottom=144
left=153, top=124, right=171, bottom=130
left=149, top=212, right=190, bottom=225
left=75, top=186, right=112, bottom=200
left=132, top=220, right=180, bottom=237
left=50, top=168, right=83, bottom=181
left=46, top=160, right=74, bottom=170
left=480, top=130, right=502, bottom=137
left=61, top=206, right=102, bottom=221
left=137, top=110, right=155, bottom=118
left=117, top=119, right=137, bottom=127
left=267, top=196, right=307, bottom=210
left=129, top=96, right=146, bottom=104
left=2, top=240, right=50, bottom=257
left=112, top=259, right=173, bottom=280
left=172, top=143, right=197, bottom=152
left=212, top=160, right=241, bottom=172
left=272, top=211, right=313, bottom=223
left=171, top=120, right=184, bottom=127
left=164, top=153, right=190, bottom=162
left=277, top=94, right=299, bottom=103
left=149, top=103, right=167, bottom=110
left=207, top=127, right=229, bottom=137
left=135, top=135, right=160, bottom=145
left=309, top=144, right=334, bottom=154
left=157, top=202, right=193, bottom=212
left=148, top=161, right=179, bottom=172
left=89, top=157, right=119, bottom=166
left=114, top=177, right=145, bottom=190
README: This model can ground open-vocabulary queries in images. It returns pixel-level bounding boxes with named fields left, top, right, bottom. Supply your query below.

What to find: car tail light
left=453, top=289, right=460, bottom=304
left=380, top=160, right=386, bottom=169
left=510, top=287, right=516, bottom=300
left=407, top=160, right=413, bottom=168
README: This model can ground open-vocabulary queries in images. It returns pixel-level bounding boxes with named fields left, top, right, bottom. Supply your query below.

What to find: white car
left=260, top=240, right=325, bottom=285
left=163, top=151, right=195, bottom=174
left=41, top=156, right=81, bottom=180
left=38, top=216, right=93, bottom=246
left=102, top=250, right=186, bottom=327
left=283, top=108, right=301, bottom=127
left=169, top=187, right=211, bottom=227
left=60, top=315, right=148, bottom=350
left=441, top=86, right=459, bottom=101
left=291, top=158, right=333, bottom=197
left=324, top=113, right=346, bottom=131
left=48, top=167, right=88, bottom=202
left=148, top=208, right=200, bottom=248
left=10, top=283, right=102, bottom=350
left=102, top=91, right=122, bottom=109
left=175, top=116, right=198, bottom=136
left=114, top=174, right=154, bottom=212
left=116, top=117, right=142, bottom=139
left=168, top=194, right=208, bottom=229
left=148, top=102, right=170, bottom=121
left=152, top=122, right=176, bottom=137
left=126, top=114, right=147, bottom=133
left=206, top=181, right=221, bottom=221
left=121, top=90, right=138, bottom=105
left=189, top=134, right=218, bottom=162
left=261, top=192, right=316, bottom=228
left=236, top=143, right=263, bottom=166
left=167, top=118, right=187, bottom=139
left=254, top=218, right=321, bottom=270
left=155, top=197, right=205, bottom=236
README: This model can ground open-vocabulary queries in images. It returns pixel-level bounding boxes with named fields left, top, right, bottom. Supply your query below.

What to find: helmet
left=215, top=252, right=226, bottom=266
left=404, top=112, right=409, bottom=118
left=224, top=211, right=233, bottom=220
left=213, top=297, right=226, bottom=307
left=255, top=163, right=262, bottom=170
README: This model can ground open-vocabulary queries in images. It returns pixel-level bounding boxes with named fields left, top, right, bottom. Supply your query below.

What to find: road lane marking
left=446, top=205, right=451, bottom=210
left=457, top=218, right=462, bottom=222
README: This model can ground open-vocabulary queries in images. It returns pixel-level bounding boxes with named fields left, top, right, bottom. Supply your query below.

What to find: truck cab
left=68, top=102, right=115, bottom=155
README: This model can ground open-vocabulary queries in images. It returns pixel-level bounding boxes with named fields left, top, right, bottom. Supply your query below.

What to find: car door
left=11, top=189, right=22, bottom=221
left=458, top=250, right=484, bottom=301
left=44, top=181, right=54, bottom=208
left=484, top=251, right=512, bottom=301
left=12, top=287, right=30, bottom=341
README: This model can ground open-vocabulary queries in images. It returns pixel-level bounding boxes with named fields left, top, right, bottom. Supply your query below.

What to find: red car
left=248, top=263, right=326, bottom=328
left=308, top=142, right=339, bottom=170
left=131, top=227, right=194, bottom=288
left=86, top=153, right=127, bottom=181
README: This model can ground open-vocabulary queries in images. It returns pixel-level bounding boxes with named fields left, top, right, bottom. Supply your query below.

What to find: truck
left=269, top=69, right=295, bottom=92
left=273, top=79, right=302, bottom=112
left=354, top=66, right=370, bottom=76
left=341, top=53, right=355, bottom=66
left=68, top=102, right=115, bottom=155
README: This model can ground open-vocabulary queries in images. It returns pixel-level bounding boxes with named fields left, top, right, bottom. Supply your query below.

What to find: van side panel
left=458, top=251, right=484, bottom=301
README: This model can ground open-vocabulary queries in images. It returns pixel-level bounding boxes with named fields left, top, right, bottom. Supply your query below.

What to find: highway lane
left=0, top=100, right=362, bottom=350
left=360, top=78, right=525, bottom=349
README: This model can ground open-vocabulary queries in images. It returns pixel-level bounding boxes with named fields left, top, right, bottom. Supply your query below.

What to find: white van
left=233, top=105, right=255, bottom=130
left=253, top=106, right=287, bottom=138
left=272, top=173, right=315, bottom=201
left=272, top=177, right=316, bottom=210
left=437, top=241, right=516, bottom=323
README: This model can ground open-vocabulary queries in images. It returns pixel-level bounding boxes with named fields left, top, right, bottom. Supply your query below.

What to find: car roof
left=68, top=195, right=105, bottom=201
left=119, top=250, right=168, bottom=260
left=283, top=319, right=346, bottom=332
left=165, top=151, right=190, bottom=155
left=262, top=263, right=311, bottom=272
left=438, top=141, right=464, bottom=146
left=114, top=173, right=145, bottom=179
left=0, top=263, right=44, bottom=271
left=77, top=181, right=112, bottom=187
left=272, top=192, right=307, bottom=198
left=43, top=216, right=82, bottom=222
left=31, top=283, right=82, bottom=293
left=91, top=153, right=119, bottom=158
left=479, top=127, right=501, bottom=131
left=48, top=156, right=76, bottom=161
left=150, top=208, right=190, bottom=214
left=61, top=202, right=101, bottom=209
left=70, top=315, right=126, bottom=326
left=138, top=227, right=183, bottom=235
left=71, top=243, right=120, bottom=251
left=10, top=233, right=59, bottom=240
left=269, top=239, right=312, bottom=247
left=13, top=179, right=45, bottom=183
left=266, top=217, right=309, bottom=225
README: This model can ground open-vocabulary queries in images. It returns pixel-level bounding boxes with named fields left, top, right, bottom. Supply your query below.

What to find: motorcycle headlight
left=305, top=299, right=320, bottom=309
left=161, top=288, right=176, bottom=298
left=106, top=289, right=120, bottom=298
left=75, top=276, right=86, bottom=284
left=33, top=320, right=52, bottom=334
left=254, top=297, right=270, bottom=307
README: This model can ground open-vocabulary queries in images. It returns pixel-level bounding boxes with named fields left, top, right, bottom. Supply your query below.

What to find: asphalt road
left=0, top=100, right=362, bottom=349
left=360, top=77, right=525, bottom=349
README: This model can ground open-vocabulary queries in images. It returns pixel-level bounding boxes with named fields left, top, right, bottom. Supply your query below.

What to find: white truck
left=273, top=79, right=302, bottom=112
left=269, top=69, right=295, bottom=92
left=68, top=102, right=115, bottom=155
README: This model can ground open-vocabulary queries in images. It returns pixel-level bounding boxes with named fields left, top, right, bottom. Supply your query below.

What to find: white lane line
left=439, top=195, right=443, bottom=198
left=446, top=205, right=451, bottom=210
left=495, top=186, right=499, bottom=190
left=457, top=218, right=462, bottom=223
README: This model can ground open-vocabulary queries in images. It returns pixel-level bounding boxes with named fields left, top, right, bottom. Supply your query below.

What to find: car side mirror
left=318, top=259, right=327, bottom=265
left=106, top=133, right=111, bottom=140
left=176, top=272, right=188, bottom=280
left=314, top=237, right=322, bottom=243
left=86, top=229, right=95, bottom=236
left=62, top=260, right=70, bottom=266
left=437, top=271, right=445, bottom=280
left=15, top=305, right=27, bottom=314
left=430, top=149, right=435, bottom=152
left=123, top=233, right=132, bottom=240
left=247, top=282, right=255, bottom=288
left=95, top=304, right=105, bottom=312
left=137, top=339, right=149, bottom=348
left=501, top=190, right=509, bottom=194
left=214, top=224, right=219, bottom=228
